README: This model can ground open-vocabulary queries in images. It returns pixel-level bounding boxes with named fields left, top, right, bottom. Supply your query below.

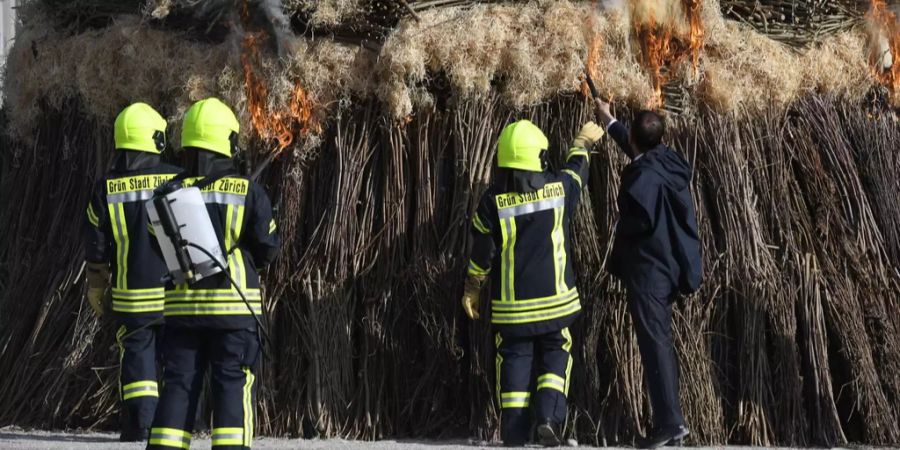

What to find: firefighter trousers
left=116, top=322, right=162, bottom=431
left=495, top=327, right=573, bottom=445
left=627, top=289, right=685, bottom=429
left=148, top=327, right=260, bottom=450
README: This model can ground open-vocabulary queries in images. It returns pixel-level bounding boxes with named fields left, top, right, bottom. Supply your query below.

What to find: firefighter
left=461, top=119, right=605, bottom=446
left=83, top=102, right=181, bottom=441
left=594, top=99, right=702, bottom=449
left=147, top=98, right=279, bottom=450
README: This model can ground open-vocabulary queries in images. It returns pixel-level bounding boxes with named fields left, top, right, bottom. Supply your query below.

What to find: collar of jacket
left=111, top=150, right=161, bottom=173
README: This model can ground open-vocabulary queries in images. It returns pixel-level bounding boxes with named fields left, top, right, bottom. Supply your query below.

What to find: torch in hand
left=584, top=70, right=615, bottom=129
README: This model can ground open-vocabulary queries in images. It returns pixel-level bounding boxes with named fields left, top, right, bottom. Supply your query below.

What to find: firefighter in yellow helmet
left=461, top=119, right=604, bottom=446
left=83, top=102, right=181, bottom=441
left=148, top=98, right=279, bottom=450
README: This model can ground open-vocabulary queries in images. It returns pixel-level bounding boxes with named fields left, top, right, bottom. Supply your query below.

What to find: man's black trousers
left=496, top=327, right=573, bottom=445
left=627, top=289, right=684, bottom=429
left=148, top=327, right=260, bottom=450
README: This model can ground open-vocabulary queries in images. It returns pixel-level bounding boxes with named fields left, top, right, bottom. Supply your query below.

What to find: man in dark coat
left=594, top=99, right=702, bottom=449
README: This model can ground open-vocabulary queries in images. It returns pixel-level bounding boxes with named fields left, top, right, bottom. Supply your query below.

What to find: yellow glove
left=85, top=262, right=111, bottom=316
left=572, top=121, right=605, bottom=149
left=461, top=275, right=485, bottom=320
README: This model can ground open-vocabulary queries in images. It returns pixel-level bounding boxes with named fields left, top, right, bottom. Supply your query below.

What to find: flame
left=867, top=0, right=900, bottom=103
left=582, top=5, right=604, bottom=98
left=632, top=0, right=704, bottom=107
left=239, top=0, right=319, bottom=153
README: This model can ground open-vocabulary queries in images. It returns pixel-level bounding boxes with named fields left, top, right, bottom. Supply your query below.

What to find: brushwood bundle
left=0, top=0, right=899, bottom=446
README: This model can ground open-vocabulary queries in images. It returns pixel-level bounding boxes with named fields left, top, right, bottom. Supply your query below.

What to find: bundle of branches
left=2, top=91, right=900, bottom=446
left=720, top=0, right=868, bottom=47
left=2, top=0, right=900, bottom=446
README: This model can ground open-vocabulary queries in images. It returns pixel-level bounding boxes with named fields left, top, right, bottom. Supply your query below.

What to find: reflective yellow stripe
left=491, top=288, right=578, bottom=311
left=242, top=367, right=255, bottom=446
left=116, top=325, right=126, bottom=400
left=500, top=217, right=516, bottom=302
left=495, top=333, right=503, bottom=408
left=86, top=204, right=99, bottom=227
left=467, top=259, right=490, bottom=277
left=550, top=207, right=566, bottom=294
left=164, top=302, right=263, bottom=316
left=268, top=219, right=277, bottom=234
left=562, top=327, right=573, bottom=394
left=500, top=391, right=530, bottom=408
left=119, top=205, right=130, bottom=289
left=165, top=289, right=262, bottom=301
left=225, top=204, right=237, bottom=289
left=112, top=287, right=165, bottom=300
left=122, top=380, right=159, bottom=400
left=149, top=427, right=191, bottom=449
left=562, top=169, right=582, bottom=188
left=491, top=298, right=581, bottom=324
left=537, top=373, right=566, bottom=394
left=473, top=214, right=490, bottom=234
left=108, top=203, right=128, bottom=289
left=112, top=300, right=165, bottom=313
left=566, top=148, right=589, bottom=160
left=212, top=427, right=244, bottom=446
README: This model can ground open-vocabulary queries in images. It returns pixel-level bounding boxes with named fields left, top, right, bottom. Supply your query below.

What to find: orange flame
left=633, top=0, right=704, bottom=107
left=867, top=0, right=900, bottom=103
left=239, top=1, right=319, bottom=153
left=582, top=10, right=604, bottom=98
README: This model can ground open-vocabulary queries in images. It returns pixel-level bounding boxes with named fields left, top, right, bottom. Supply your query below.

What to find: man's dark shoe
left=119, top=427, right=149, bottom=442
left=536, top=420, right=562, bottom=447
left=637, top=425, right=689, bottom=449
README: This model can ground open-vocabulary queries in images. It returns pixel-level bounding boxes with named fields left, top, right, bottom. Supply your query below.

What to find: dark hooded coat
left=607, top=122, right=702, bottom=297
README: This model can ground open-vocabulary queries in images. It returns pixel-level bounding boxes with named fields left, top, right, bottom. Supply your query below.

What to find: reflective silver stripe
left=538, top=374, right=566, bottom=388
left=229, top=207, right=244, bottom=289
left=497, top=196, right=564, bottom=218
left=202, top=192, right=245, bottom=205
left=492, top=299, right=581, bottom=323
left=501, top=218, right=515, bottom=302
left=111, top=289, right=165, bottom=299
left=123, top=385, right=157, bottom=395
left=213, top=433, right=243, bottom=440
left=165, top=304, right=263, bottom=314
left=150, top=430, right=191, bottom=447
left=165, top=291, right=262, bottom=301
left=107, top=189, right=154, bottom=204
left=552, top=206, right=567, bottom=293
left=562, top=169, right=582, bottom=188
left=491, top=289, right=578, bottom=311
left=500, top=392, right=530, bottom=408
left=112, top=301, right=165, bottom=312
left=110, top=204, right=127, bottom=289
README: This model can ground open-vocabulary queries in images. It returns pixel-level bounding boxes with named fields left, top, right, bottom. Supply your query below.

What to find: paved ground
left=0, top=427, right=852, bottom=449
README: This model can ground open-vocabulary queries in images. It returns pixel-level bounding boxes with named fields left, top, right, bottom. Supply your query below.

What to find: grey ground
left=0, top=427, right=854, bottom=449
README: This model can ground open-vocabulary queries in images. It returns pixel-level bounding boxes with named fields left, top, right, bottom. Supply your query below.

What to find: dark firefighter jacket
left=468, top=146, right=590, bottom=337
left=163, top=174, right=280, bottom=330
left=607, top=121, right=702, bottom=296
left=84, top=163, right=181, bottom=325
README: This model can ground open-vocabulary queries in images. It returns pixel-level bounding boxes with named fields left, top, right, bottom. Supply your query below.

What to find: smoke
left=598, top=0, right=626, bottom=12
left=257, top=0, right=296, bottom=59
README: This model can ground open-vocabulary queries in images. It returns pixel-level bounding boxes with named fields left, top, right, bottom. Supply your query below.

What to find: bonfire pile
left=0, top=0, right=899, bottom=446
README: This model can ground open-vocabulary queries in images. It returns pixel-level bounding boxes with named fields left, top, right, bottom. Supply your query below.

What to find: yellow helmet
left=496, top=120, right=548, bottom=172
left=181, top=98, right=240, bottom=158
left=114, top=103, right=167, bottom=153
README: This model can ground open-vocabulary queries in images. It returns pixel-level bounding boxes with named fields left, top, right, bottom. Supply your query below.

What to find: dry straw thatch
left=1, top=0, right=899, bottom=446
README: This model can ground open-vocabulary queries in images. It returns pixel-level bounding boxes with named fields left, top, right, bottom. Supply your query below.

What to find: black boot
left=536, top=419, right=562, bottom=447
left=119, top=426, right=149, bottom=442
left=637, top=425, right=689, bottom=449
